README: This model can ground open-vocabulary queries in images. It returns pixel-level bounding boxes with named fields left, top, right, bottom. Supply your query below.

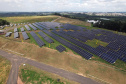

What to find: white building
left=87, top=20, right=99, bottom=24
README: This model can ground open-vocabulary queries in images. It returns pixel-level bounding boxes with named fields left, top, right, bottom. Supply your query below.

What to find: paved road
left=0, top=49, right=100, bottom=84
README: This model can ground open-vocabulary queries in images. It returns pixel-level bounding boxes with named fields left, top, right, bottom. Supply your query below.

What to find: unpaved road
left=0, top=49, right=99, bottom=84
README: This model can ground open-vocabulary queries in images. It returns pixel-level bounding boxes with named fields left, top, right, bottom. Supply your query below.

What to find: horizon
left=0, top=11, right=126, bottom=13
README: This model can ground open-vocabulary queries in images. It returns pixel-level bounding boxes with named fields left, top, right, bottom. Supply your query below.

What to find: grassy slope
left=0, top=56, right=11, bottom=84
left=1, top=37, right=126, bottom=84
left=0, top=15, right=59, bottom=23
left=55, top=17, right=91, bottom=27
left=19, top=64, right=79, bottom=84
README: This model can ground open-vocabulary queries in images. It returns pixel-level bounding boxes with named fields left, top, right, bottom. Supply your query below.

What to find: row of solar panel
left=25, top=25, right=31, bottom=31
left=43, top=30, right=93, bottom=60
left=28, top=24, right=37, bottom=30
left=51, top=30, right=122, bottom=64
left=30, top=31, right=45, bottom=47
left=38, top=32, right=54, bottom=43
left=58, top=30, right=126, bottom=63
left=59, top=31, right=88, bottom=42
left=5, top=32, right=12, bottom=37
left=32, top=23, right=43, bottom=30
left=36, top=22, right=126, bottom=63
left=56, top=45, right=66, bottom=52
left=10, top=22, right=126, bottom=63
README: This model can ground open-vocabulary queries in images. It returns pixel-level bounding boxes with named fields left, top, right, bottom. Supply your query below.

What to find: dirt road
left=0, top=49, right=99, bottom=84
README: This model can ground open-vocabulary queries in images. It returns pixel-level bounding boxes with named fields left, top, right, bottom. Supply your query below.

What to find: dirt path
left=17, top=76, right=23, bottom=84
left=51, top=16, right=61, bottom=22
left=0, top=49, right=99, bottom=84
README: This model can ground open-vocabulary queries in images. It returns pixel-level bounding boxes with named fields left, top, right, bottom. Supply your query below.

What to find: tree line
left=0, top=19, right=10, bottom=26
left=93, top=20, right=126, bottom=32
left=54, top=13, right=126, bottom=33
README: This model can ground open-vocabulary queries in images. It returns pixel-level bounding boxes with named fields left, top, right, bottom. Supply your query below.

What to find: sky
left=0, top=0, right=126, bottom=12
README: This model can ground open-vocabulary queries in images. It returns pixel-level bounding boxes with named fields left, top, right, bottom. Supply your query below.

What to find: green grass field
left=19, top=64, right=78, bottom=84
left=85, top=39, right=108, bottom=48
left=0, top=56, right=11, bottom=84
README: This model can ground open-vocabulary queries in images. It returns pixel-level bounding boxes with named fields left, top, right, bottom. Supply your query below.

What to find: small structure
left=20, top=27, right=25, bottom=32
left=0, top=30, right=5, bottom=35
left=14, top=32, right=19, bottom=38
left=5, top=32, right=12, bottom=37
left=14, top=28, right=18, bottom=33
left=87, top=20, right=99, bottom=24
left=15, top=24, right=17, bottom=26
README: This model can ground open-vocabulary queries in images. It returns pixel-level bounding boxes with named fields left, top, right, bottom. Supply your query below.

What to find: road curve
left=0, top=49, right=100, bottom=84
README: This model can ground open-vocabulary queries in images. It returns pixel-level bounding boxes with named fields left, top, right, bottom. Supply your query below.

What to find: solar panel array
left=25, top=25, right=31, bottom=31
left=38, top=31, right=54, bottom=43
left=43, top=30, right=93, bottom=60
left=5, top=32, right=12, bottom=37
left=14, top=28, right=18, bottom=32
left=14, top=32, right=19, bottom=38
left=30, top=31, right=45, bottom=47
left=20, top=27, right=24, bottom=32
left=56, top=45, right=66, bottom=52
left=35, top=22, right=47, bottom=29
left=28, top=24, right=37, bottom=30
left=22, top=32, right=29, bottom=40
left=8, top=21, right=126, bottom=64
left=32, top=23, right=43, bottom=30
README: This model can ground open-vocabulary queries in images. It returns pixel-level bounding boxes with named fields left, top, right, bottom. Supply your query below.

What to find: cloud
left=0, top=0, right=126, bottom=12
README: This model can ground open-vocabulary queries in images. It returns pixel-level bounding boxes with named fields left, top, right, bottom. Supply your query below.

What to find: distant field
left=0, top=56, right=11, bottom=84
left=55, top=17, right=91, bottom=27
left=19, top=64, right=79, bottom=84
left=0, top=15, right=59, bottom=23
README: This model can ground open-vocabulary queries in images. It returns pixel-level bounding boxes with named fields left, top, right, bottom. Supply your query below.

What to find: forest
left=54, top=13, right=126, bottom=32
left=0, top=19, right=10, bottom=26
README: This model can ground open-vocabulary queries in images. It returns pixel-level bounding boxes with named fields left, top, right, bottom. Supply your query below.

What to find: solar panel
left=38, top=31, right=47, bottom=38
left=14, top=32, right=19, bottom=38
left=20, top=27, right=25, bottom=32
left=5, top=32, right=12, bottom=37
left=14, top=28, right=18, bottom=32
left=28, top=24, right=37, bottom=30
left=43, top=30, right=93, bottom=60
left=25, top=25, right=31, bottom=31
left=22, top=32, right=29, bottom=40
left=38, top=31, right=54, bottom=43
left=17, top=22, right=126, bottom=63
left=30, top=31, right=45, bottom=47
left=56, top=45, right=66, bottom=52
left=32, top=23, right=43, bottom=30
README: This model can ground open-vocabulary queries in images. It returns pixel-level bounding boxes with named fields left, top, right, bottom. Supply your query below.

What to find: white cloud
left=0, top=0, right=126, bottom=12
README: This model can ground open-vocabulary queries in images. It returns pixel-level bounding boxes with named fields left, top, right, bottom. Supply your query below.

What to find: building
left=87, top=20, right=99, bottom=24
left=0, top=30, right=5, bottom=35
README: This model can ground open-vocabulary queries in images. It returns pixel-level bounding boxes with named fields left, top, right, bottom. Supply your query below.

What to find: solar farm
left=5, top=22, right=126, bottom=64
